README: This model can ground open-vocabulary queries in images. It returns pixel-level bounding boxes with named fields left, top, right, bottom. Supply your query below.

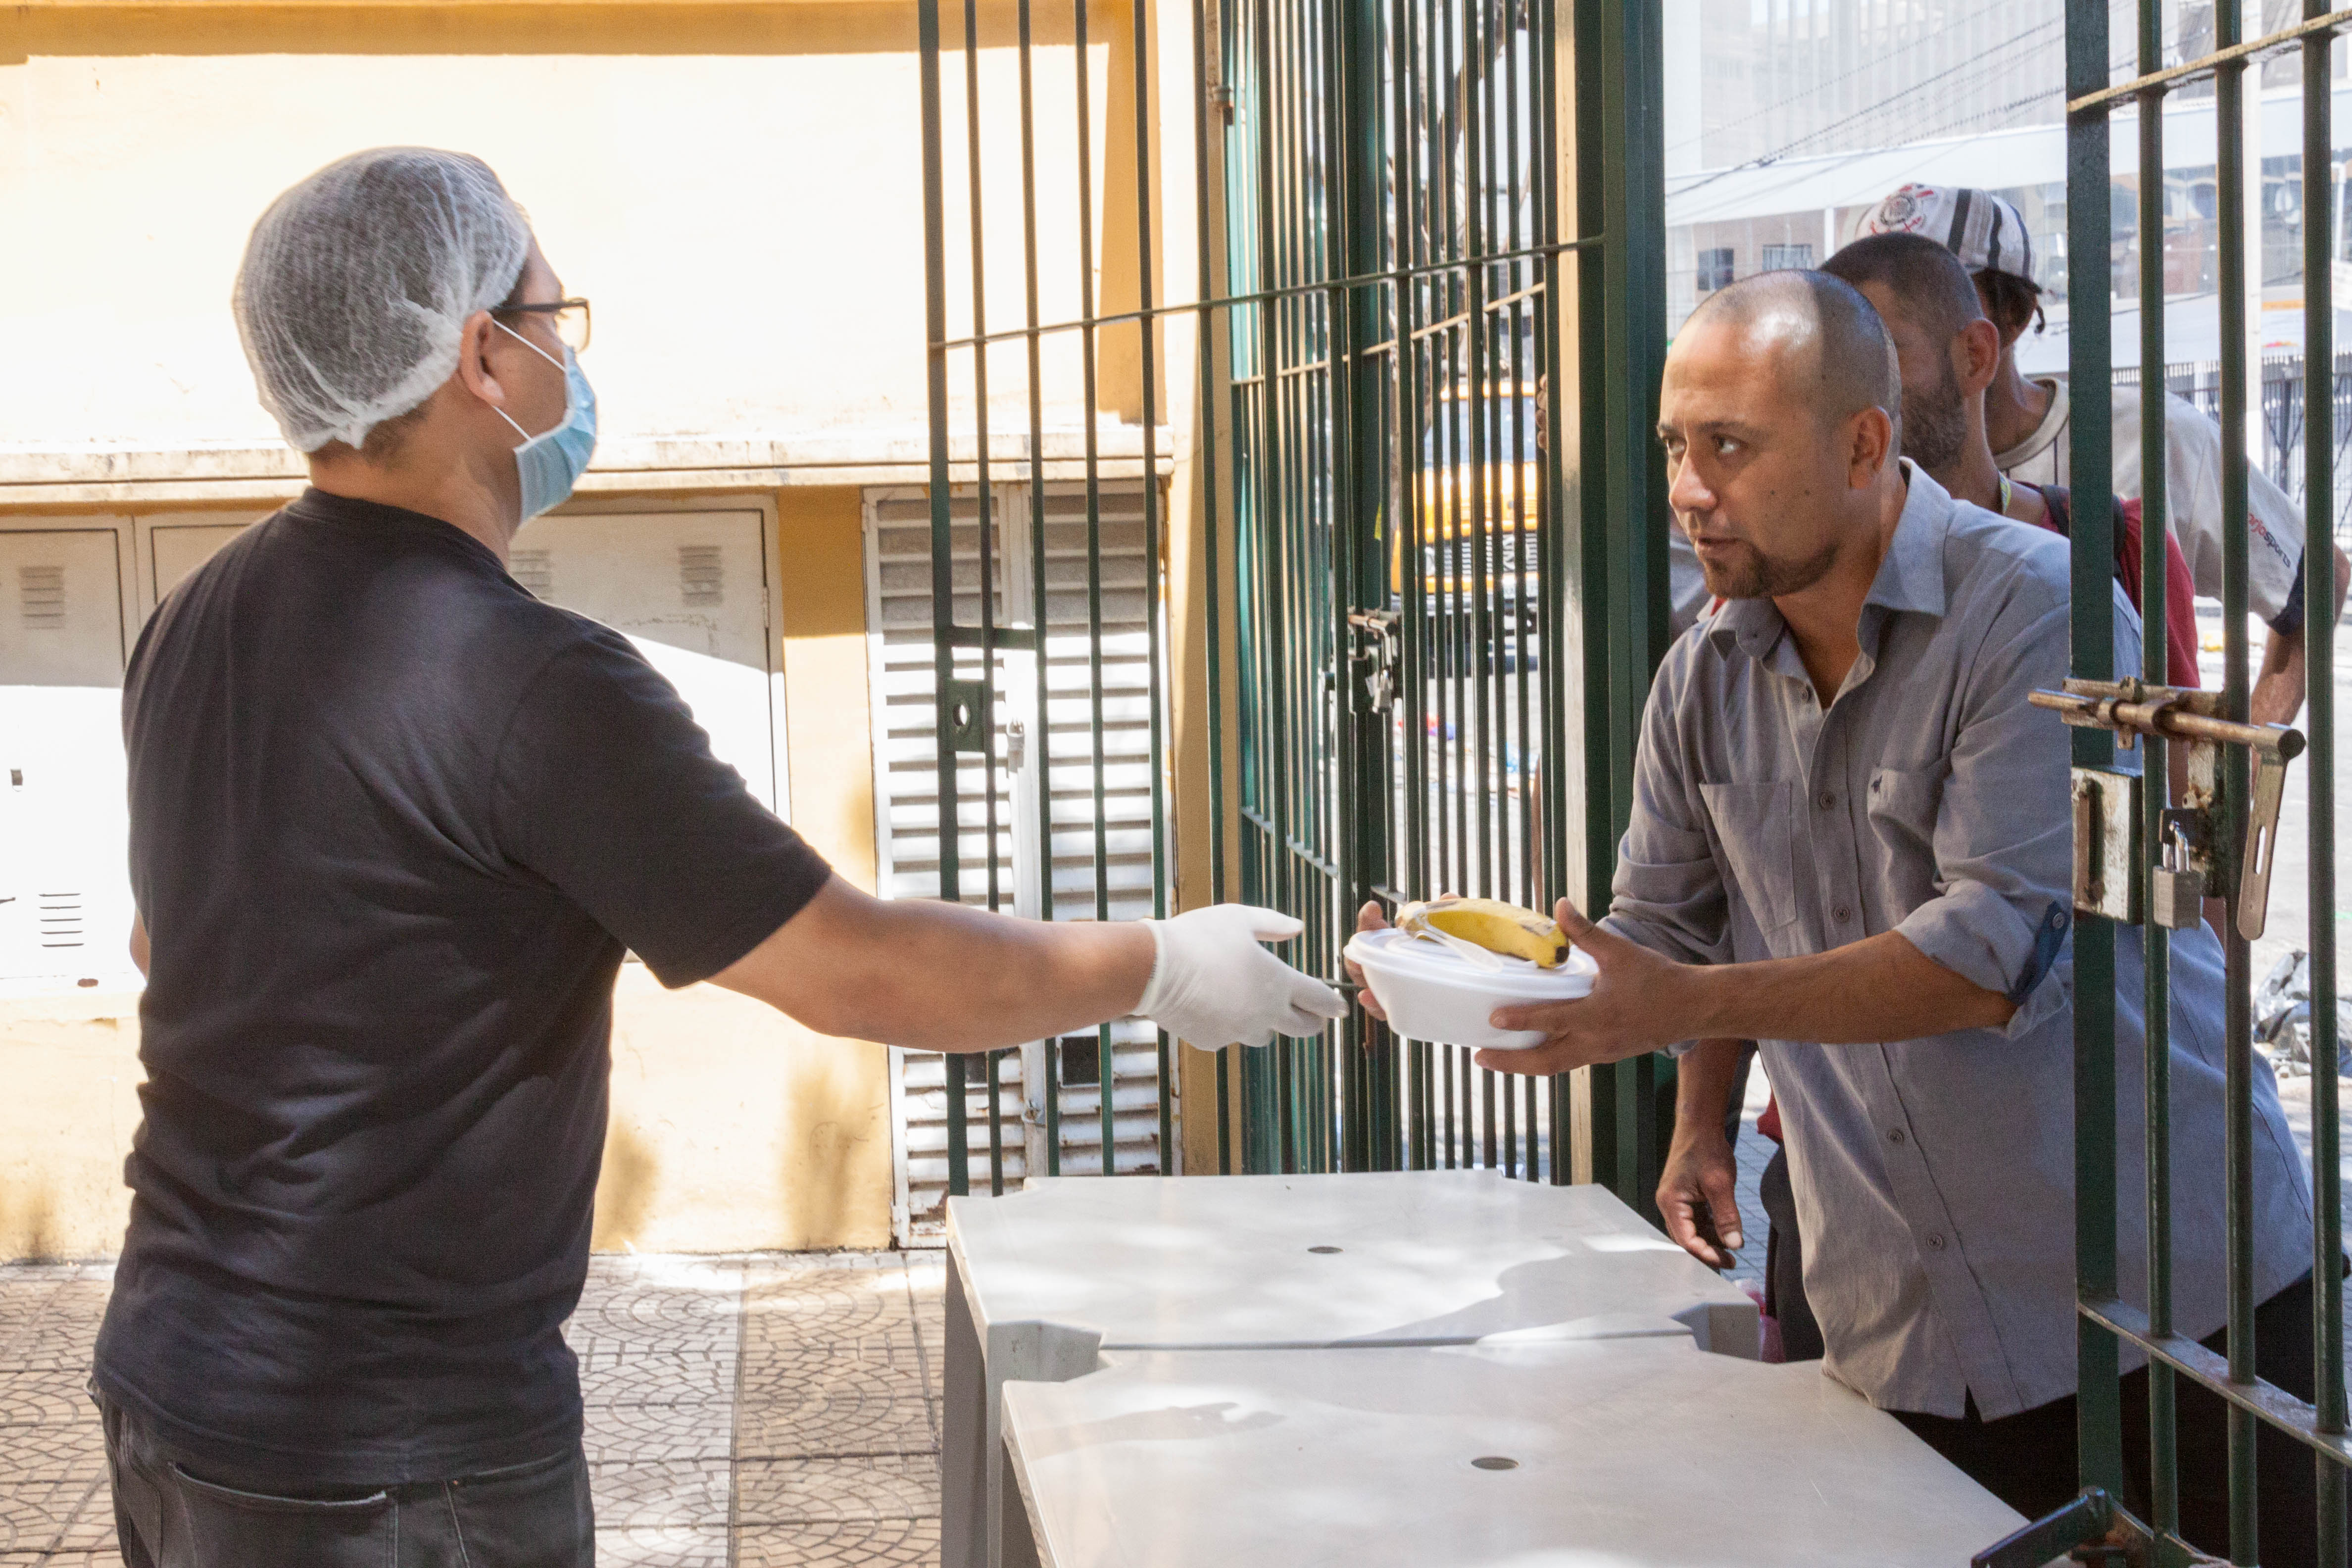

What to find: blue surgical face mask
left=492, top=320, right=597, bottom=521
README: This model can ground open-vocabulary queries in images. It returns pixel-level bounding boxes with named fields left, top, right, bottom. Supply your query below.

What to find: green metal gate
left=1977, top=2, right=2348, bottom=1563
left=914, top=0, right=1672, bottom=1202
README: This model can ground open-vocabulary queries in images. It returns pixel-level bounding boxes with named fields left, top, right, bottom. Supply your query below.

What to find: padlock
left=2152, top=824, right=2205, bottom=932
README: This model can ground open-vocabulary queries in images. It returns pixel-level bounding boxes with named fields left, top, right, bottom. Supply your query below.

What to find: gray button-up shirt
left=1605, top=465, right=2312, bottom=1419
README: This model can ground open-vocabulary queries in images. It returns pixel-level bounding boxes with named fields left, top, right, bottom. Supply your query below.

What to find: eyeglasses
left=494, top=297, right=592, bottom=354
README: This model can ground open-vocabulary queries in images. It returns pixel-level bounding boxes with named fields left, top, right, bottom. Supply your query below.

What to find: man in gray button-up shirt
left=1420, top=271, right=2315, bottom=1539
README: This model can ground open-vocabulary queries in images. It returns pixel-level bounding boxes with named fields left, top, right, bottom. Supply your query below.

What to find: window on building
left=1696, top=247, right=1735, bottom=292
left=1760, top=242, right=1814, bottom=271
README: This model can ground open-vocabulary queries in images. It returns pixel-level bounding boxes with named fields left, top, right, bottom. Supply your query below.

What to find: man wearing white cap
left=1849, top=181, right=2346, bottom=727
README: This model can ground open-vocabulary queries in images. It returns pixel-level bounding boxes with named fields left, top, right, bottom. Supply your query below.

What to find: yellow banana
left=1396, top=897, right=1568, bottom=968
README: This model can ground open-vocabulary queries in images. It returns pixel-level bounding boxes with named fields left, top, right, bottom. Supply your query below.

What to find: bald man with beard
left=1352, top=270, right=2320, bottom=1561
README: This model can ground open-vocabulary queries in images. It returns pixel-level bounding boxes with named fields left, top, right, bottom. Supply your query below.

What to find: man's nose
left=1668, top=456, right=1715, bottom=515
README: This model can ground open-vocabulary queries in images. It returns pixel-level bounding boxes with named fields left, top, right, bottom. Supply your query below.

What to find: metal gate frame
left=914, top=0, right=1670, bottom=1205
left=1977, top=2, right=2348, bottom=1563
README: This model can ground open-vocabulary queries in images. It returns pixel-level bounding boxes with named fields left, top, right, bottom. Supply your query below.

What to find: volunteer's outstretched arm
left=714, top=876, right=1344, bottom=1054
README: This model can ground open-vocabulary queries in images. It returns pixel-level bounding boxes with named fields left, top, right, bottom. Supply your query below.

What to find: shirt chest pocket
left=1866, top=764, right=1949, bottom=913
left=1696, top=780, right=1801, bottom=937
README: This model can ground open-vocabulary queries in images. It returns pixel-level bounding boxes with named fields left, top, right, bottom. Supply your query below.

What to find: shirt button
left=1817, top=791, right=1836, bottom=810
left=1834, top=904, right=1854, bottom=923
left=1887, top=1128, right=1907, bottom=1145
left=1927, top=1233, right=1947, bottom=1251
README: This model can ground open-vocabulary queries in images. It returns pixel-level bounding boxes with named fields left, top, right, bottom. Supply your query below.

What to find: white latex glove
left=1133, top=904, right=1348, bottom=1050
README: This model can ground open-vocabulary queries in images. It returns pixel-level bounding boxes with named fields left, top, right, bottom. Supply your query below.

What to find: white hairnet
left=233, top=148, right=533, bottom=453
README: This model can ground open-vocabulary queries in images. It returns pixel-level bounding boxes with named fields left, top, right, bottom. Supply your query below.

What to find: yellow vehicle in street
left=1395, top=384, right=1544, bottom=671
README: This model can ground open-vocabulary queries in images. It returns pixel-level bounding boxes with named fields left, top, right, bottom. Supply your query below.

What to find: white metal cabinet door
left=506, top=510, right=784, bottom=814
left=148, top=522, right=253, bottom=608
left=0, top=530, right=132, bottom=988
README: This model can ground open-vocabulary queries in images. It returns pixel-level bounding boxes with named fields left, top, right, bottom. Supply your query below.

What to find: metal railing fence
left=915, top=0, right=1672, bottom=1206
left=1978, top=0, right=2348, bottom=1562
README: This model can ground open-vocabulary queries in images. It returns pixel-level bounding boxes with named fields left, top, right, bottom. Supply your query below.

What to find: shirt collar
left=1992, top=374, right=2069, bottom=472
left=1704, top=459, right=1952, bottom=664
left=1866, top=461, right=1952, bottom=619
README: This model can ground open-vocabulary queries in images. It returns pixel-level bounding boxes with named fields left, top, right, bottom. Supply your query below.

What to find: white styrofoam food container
left=1343, top=928, right=1598, bottom=1050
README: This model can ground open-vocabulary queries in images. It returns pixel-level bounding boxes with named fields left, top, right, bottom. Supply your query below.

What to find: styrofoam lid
left=1345, top=928, right=1597, bottom=999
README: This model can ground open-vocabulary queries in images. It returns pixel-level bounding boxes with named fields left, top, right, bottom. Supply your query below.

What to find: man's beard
left=1691, top=532, right=1844, bottom=600
left=1900, top=360, right=1967, bottom=471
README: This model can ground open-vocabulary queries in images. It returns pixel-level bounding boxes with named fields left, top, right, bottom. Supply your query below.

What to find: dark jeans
left=1891, top=1273, right=2336, bottom=1568
left=1758, top=1145, right=1824, bottom=1364
left=98, top=1391, right=594, bottom=1568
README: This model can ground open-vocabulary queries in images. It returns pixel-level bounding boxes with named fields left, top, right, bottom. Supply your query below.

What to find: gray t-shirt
left=98, top=489, right=833, bottom=1485
left=1996, top=375, right=2305, bottom=629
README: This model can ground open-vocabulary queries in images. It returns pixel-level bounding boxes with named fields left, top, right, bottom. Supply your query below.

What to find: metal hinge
left=2031, top=677, right=2304, bottom=939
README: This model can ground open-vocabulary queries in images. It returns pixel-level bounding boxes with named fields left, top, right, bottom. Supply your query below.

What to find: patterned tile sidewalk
left=0, top=1251, right=946, bottom=1568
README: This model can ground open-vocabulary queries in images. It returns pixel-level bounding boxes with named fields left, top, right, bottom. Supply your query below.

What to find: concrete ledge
left=0, top=429, right=1175, bottom=508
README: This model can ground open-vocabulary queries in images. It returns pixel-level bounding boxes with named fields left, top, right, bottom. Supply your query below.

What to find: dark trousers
left=98, top=1391, right=595, bottom=1568
left=1892, top=1274, right=2336, bottom=1568
left=1758, top=1145, right=1824, bottom=1364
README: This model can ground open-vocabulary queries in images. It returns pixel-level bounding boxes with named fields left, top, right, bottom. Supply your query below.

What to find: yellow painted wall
left=0, top=1, right=1141, bottom=453
left=0, top=989, right=145, bottom=1262
left=591, top=483, right=892, bottom=1253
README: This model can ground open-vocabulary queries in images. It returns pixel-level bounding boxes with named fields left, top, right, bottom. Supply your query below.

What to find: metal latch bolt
left=2030, top=677, right=2303, bottom=939
left=1346, top=609, right=1401, bottom=716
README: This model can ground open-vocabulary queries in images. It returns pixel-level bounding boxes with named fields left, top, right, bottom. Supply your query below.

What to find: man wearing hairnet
left=93, top=148, right=1343, bottom=1567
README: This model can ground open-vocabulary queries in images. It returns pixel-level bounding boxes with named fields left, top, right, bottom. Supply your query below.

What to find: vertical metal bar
left=1251, top=0, right=1286, bottom=1176
left=2302, top=10, right=2348, bottom=1555
left=1343, top=0, right=1392, bottom=1175
left=1571, top=0, right=1616, bottom=1191
left=1072, top=0, right=1118, bottom=1179
left=918, top=0, right=973, bottom=1202
left=2064, top=0, right=2122, bottom=1498
left=1046, top=1037, right=1063, bottom=1175
left=2134, top=0, right=2177, bottom=1530
left=1194, top=0, right=1233, bottom=1174
left=2214, top=2, right=2258, bottom=1552
left=987, top=1046, right=1007, bottom=1195
left=1391, top=0, right=1429, bottom=1176
left=1130, top=0, right=1175, bottom=1176
left=1588, top=0, right=1667, bottom=1219
left=1217, top=1048, right=1234, bottom=1174
left=1017, top=0, right=1061, bottom=1179
left=1531, top=0, right=1572, bottom=1188
left=963, top=0, right=1011, bottom=1199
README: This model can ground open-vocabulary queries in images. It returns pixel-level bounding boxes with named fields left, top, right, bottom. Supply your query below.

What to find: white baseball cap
left=1846, top=184, right=2037, bottom=284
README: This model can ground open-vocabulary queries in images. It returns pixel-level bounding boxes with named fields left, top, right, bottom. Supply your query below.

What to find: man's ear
left=1848, top=405, right=1895, bottom=488
left=451, top=309, right=510, bottom=413
left=1954, top=318, right=2002, bottom=398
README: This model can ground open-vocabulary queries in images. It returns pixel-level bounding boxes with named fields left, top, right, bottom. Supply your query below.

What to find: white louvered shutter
left=865, top=483, right=1170, bottom=1243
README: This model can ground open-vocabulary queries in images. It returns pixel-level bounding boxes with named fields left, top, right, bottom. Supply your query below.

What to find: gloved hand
left=1134, top=904, right=1348, bottom=1050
